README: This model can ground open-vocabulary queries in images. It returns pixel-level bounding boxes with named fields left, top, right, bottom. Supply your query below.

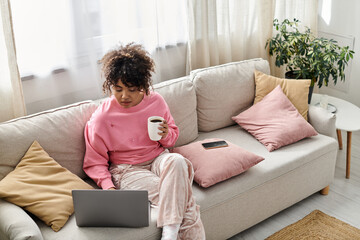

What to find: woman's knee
left=166, top=153, right=188, bottom=172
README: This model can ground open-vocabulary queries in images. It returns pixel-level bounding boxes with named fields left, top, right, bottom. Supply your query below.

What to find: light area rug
left=266, top=210, right=360, bottom=240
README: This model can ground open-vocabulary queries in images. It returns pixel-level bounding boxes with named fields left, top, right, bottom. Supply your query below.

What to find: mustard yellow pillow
left=0, top=140, right=93, bottom=232
left=253, top=70, right=310, bottom=120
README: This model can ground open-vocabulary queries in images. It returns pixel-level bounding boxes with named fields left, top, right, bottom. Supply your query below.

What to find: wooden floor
left=229, top=130, right=360, bottom=240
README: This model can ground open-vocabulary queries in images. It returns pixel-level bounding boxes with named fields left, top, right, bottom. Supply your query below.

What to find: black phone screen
left=201, top=140, right=228, bottom=150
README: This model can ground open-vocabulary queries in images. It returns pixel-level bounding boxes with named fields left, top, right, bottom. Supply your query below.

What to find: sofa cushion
left=172, top=138, right=264, bottom=188
left=0, top=141, right=93, bottom=232
left=253, top=70, right=310, bottom=120
left=0, top=101, right=98, bottom=180
left=308, top=105, right=336, bottom=139
left=36, top=208, right=161, bottom=240
left=0, top=199, right=43, bottom=240
left=34, top=124, right=337, bottom=240
left=190, top=58, right=270, bottom=132
left=232, top=86, right=318, bottom=152
left=191, top=124, right=337, bottom=213
left=154, top=76, right=198, bottom=147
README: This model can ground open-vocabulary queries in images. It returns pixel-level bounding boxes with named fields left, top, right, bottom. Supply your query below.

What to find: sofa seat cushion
left=36, top=207, right=161, bottom=240
left=191, top=125, right=337, bottom=211
left=190, top=58, right=270, bottom=132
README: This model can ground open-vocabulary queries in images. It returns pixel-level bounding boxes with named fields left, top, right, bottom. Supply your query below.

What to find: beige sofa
left=0, top=58, right=338, bottom=240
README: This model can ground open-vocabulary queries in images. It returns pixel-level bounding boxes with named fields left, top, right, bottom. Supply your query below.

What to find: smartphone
left=202, top=140, right=228, bottom=150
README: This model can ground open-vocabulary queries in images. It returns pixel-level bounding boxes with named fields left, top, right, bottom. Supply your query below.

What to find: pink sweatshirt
left=83, top=91, right=179, bottom=189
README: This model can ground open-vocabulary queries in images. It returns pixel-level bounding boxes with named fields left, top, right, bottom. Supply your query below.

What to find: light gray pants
left=109, top=150, right=205, bottom=240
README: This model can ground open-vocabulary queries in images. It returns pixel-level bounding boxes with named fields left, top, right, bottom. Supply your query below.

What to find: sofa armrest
left=0, top=199, right=43, bottom=240
left=308, top=105, right=336, bottom=139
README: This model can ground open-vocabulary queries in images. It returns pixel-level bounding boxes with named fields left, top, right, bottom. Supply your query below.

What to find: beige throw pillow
left=0, top=140, right=93, bottom=232
left=254, top=70, right=310, bottom=120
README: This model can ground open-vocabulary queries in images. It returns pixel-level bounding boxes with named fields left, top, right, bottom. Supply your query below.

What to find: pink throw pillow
left=232, top=85, right=317, bottom=152
left=172, top=138, right=264, bottom=188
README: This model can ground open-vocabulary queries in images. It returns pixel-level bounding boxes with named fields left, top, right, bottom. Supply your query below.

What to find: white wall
left=317, top=0, right=360, bottom=107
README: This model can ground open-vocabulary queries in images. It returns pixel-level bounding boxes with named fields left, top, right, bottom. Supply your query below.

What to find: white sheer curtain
left=10, top=0, right=188, bottom=114
left=0, top=0, right=26, bottom=122
left=4, top=0, right=318, bottom=117
left=96, top=0, right=188, bottom=84
left=186, top=0, right=275, bottom=72
left=186, top=0, right=318, bottom=76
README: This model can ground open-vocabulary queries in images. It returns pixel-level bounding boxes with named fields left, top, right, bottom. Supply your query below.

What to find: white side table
left=311, top=93, right=360, bottom=178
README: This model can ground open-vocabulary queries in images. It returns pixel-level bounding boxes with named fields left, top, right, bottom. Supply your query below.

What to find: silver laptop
left=72, top=189, right=150, bottom=227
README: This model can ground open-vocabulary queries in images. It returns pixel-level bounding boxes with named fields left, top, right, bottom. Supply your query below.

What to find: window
left=10, top=0, right=188, bottom=113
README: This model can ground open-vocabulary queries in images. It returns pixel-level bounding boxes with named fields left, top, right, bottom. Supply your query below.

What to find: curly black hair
left=100, top=43, right=155, bottom=95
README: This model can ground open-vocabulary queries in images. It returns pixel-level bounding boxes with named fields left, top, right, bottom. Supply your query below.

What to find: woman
left=83, top=43, right=205, bottom=240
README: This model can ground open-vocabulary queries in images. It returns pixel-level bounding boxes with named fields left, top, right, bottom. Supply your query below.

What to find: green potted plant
left=265, top=18, right=354, bottom=103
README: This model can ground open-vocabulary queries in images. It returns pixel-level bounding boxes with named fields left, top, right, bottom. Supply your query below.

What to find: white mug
left=148, top=116, right=164, bottom=141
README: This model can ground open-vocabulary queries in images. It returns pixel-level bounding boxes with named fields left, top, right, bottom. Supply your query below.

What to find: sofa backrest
left=0, top=58, right=269, bottom=181
left=154, top=76, right=198, bottom=147
left=0, top=77, right=197, bottom=181
left=190, top=58, right=270, bottom=132
left=0, top=101, right=98, bottom=180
